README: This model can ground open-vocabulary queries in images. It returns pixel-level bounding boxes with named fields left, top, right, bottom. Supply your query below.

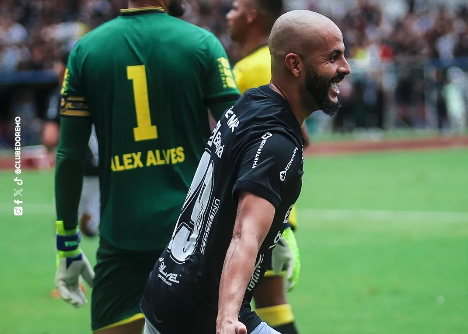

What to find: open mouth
left=330, top=82, right=340, bottom=94
left=328, top=81, right=342, bottom=101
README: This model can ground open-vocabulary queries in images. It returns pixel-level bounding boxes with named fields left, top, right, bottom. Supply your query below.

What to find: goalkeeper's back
left=59, top=7, right=239, bottom=251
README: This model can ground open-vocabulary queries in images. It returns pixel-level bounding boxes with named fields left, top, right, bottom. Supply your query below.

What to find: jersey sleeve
left=233, top=62, right=270, bottom=95
left=61, top=43, right=90, bottom=118
left=204, top=33, right=240, bottom=120
left=233, top=132, right=301, bottom=209
left=56, top=42, right=93, bottom=230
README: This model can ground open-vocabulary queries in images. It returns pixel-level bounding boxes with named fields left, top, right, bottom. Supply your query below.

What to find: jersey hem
left=93, top=313, right=145, bottom=331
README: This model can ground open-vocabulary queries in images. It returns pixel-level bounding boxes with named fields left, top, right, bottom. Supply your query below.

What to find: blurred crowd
left=334, top=0, right=468, bottom=62
left=0, top=0, right=467, bottom=147
left=1, top=0, right=468, bottom=71
left=0, top=0, right=123, bottom=71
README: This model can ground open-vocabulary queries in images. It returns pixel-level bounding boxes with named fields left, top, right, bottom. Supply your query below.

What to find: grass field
left=1, top=148, right=467, bottom=334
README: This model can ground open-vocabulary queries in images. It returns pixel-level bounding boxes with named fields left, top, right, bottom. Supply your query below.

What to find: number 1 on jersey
left=127, top=65, right=157, bottom=141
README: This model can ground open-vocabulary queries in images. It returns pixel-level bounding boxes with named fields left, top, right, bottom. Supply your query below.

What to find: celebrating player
left=141, top=10, right=351, bottom=334
left=53, top=0, right=239, bottom=333
left=226, top=1, right=306, bottom=332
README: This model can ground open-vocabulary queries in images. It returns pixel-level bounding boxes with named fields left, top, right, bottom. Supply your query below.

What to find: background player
left=142, top=10, right=351, bottom=334
left=226, top=1, right=306, bottom=332
left=54, top=0, right=240, bottom=333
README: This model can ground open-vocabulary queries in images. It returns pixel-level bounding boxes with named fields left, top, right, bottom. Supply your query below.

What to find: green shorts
left=92, top=237, right=163, bottom=331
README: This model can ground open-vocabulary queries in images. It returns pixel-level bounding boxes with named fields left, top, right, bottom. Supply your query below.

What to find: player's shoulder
left=75, top=17, right=121, bottom=47
left=170, top=17, right=222, bottom=48
left=234, top=86, right=303, bottom=146
left=247, top=45, right=270, bottom=63
left=258, top=128, right=299, bottom=151
left=235, top=45, right=270, bottom=71
left=252, top=127, right=303, bottom=176
left=68, top=17, right=120, bottom=59
left=232, top=87, right=274, bottom=119
left=233, top=46, right=271, bottom=91
left=240, top=85, right=284, bottom=111
left=239, top=126, right=302, bottom=182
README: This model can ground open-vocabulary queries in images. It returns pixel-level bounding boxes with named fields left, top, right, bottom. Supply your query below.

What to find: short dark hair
left=255, top=0, right=283, bottom=18
left=253, top=0, right=283, bottom=32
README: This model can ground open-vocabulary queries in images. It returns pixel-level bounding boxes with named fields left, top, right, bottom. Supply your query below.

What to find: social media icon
left=14, top=207, right=23, bottom=216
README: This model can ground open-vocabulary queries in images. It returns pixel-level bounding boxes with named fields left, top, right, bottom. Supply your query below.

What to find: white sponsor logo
left=262, top=132, right=273, bottom=140
left=225, top=107, right=239, bottom=132
left=213, top=132, right=224, bottom=158
left=247, top=254, right=264, bottom=291
left=269, top=230, right=283, bottom=249
left=158, top=258, right=180, bottom=286
left=279, top=171, right=286, bottom=182
left=207, top=121, right=221, bottom=147
left=280, top=147, right=298, bottom=181
left=252, top=132, right=272, bottom=169
left=208, top=119, right=224, bottom=158
left=201, top=198, right=220, bottom=254
left=283, top=205, right=293, bottom=224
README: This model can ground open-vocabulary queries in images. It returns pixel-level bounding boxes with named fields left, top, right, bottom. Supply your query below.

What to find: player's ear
left=284, top=53, right=302, bottom=78
left=246, top=8, right=259, bottom=24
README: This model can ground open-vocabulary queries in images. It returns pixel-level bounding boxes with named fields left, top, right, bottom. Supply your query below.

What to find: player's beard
left=304, top=65, right=342, bottom=117
left=168, top=0, right=185, bottom=17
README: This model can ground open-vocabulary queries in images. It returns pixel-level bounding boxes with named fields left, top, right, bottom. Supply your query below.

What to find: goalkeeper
left=226, top=0, right=308, bottom=333
left=54, top=0, right=240, bottom=333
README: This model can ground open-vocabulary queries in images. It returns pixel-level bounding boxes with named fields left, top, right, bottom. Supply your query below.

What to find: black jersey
left=141, top=85, right=304, bottom=334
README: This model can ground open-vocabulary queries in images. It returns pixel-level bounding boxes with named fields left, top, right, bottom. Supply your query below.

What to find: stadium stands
left=0, top=0, right=467, bottom=146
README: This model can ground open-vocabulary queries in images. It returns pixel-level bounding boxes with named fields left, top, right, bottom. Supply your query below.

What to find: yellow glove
left=271, top=227, right=300, bottom=291
left=55, top=221, right=94, bottom=307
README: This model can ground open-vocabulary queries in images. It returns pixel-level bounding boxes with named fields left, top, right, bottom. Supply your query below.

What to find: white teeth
left=330, top=82, right=340, bottom=94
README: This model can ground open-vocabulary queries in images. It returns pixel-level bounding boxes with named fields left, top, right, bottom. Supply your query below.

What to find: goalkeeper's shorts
left=92, top=237, right=163, bottom=331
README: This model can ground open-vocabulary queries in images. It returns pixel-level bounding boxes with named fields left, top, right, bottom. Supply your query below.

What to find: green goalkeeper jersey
left=56, top=7, right=240, bottom=251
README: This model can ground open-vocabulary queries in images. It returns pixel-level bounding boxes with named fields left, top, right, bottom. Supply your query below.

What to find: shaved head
left=269, top=10, right=341, bottom=72
left=269, top=10, right=350, bottom=117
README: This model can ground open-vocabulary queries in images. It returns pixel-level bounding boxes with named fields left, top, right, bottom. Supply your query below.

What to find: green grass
left=1, top=148, right=467, bottom=334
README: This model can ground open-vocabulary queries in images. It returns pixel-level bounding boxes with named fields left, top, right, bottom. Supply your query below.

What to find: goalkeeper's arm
left=55, top=115, right=92, bottom=229
left=55, top=114, right=94, bottom=307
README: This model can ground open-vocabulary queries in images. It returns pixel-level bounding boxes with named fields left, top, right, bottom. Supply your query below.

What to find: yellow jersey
left=233, top=45, right=271, bottom=94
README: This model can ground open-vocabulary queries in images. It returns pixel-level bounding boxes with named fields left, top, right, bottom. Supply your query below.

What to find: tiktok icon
left=13, top=177, right=23, bottom=216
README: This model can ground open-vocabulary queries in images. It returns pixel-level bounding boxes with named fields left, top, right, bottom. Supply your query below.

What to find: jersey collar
left=245, top=44, right=268, bottom=58
left=120, top=6, right=166, bottom=16
left=260, top=85, right=305, bottom=145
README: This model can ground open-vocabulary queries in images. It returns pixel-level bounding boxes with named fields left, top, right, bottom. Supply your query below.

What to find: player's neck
left=270, top=81, right=312, bottom=126
left=128, top=0, right=166, bottom=11
left=240, top=32, right=269, bottom=57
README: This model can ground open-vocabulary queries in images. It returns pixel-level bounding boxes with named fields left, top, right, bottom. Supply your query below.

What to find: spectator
left=1, top=0, right=467, bottom=139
